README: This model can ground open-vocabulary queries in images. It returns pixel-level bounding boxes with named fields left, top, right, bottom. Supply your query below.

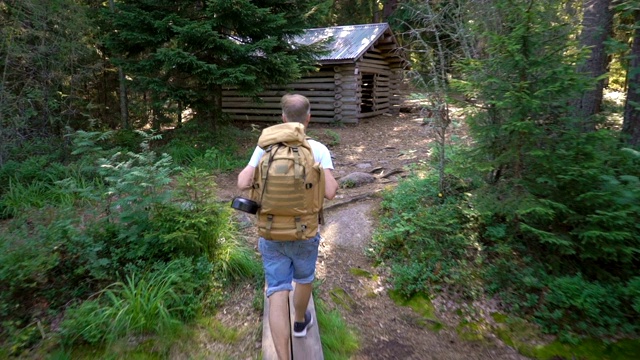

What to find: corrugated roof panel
left=294, top=23, right=391, bottom=62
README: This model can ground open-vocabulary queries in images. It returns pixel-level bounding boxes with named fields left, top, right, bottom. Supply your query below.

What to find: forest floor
left=208, top=104, right=531, bottom=359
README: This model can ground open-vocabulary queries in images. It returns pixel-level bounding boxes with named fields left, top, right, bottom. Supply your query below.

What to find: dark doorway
left=361, top=73, right=375, bottom=114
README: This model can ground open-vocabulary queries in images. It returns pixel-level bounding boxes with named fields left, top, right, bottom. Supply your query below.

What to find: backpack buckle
left=266, top=214, right=274, bottom=230
left=295, top=216, right=305, bottom=237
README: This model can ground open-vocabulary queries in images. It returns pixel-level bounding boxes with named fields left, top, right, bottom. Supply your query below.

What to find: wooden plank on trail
left=290, top=283, right=323, bottom=360
left=262, top=292, right=285, bottom=360
left=262, top=283, right=323, bottom=360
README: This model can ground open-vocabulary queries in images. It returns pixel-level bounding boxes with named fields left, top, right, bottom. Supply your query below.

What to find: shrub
left=190, top=147, right=246, bottom=172
left=0, top=212, right=100, bottom=354
left=58, top=300, right=107, bottom=345
left=144, top=167, right=235, bottom=261
left=157, top=123, right=250, bottom=172
left=535, top=275, right=633, bottom=339
left=0, top=130, right=257, bottom=353
left=146, top=202, right=230, bottom=261
left=476, top=131, right=640, bottom=336
left=373, top=139, right=640, bottom=340
left=163, top=139, right=204, bottom=166
left=371, top=171, right=482, bottom=299
left=626, top=277, right=640, bottom=315
left=0, top=212, right=101, bottom=318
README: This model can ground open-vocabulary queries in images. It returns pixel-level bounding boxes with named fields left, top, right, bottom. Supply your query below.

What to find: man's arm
left=237, top=165, right=255, bottom=190
left=324, top=169, right=338, bottom=200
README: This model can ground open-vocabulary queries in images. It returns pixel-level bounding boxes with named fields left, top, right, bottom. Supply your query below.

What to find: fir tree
left=101, top=0, right=326, bottom=128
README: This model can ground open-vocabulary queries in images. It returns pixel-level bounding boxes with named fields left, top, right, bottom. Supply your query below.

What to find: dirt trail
left=317, top=197, right=527, bottom=360
left=213, top=111, right=528, bottom=359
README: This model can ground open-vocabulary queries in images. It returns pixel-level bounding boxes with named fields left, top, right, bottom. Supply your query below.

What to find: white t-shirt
left=247, top=139, right=334, bottom=170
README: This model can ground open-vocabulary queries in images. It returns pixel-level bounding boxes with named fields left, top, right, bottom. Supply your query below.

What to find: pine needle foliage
left=100, top=0, right=326, bottom=126
left=375, top=0, right=640, bottom=341
left=456, top=0, right=640, bottom=339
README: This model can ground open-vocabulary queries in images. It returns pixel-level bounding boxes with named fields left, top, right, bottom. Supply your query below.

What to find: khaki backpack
left=250, top=122, right=325, bottom=241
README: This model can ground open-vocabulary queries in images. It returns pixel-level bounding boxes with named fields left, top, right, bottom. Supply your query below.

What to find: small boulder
left=338, top=172, right=376, bottom=188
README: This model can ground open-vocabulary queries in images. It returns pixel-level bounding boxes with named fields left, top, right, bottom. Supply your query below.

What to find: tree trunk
left=623, top=10, right=640, bottom=147
left=109, top=0, right=129, bottom=130
left=382, top=0, right=398, bottom=21
left=212, top=84, right=223, bottom=130
left=117, top=67, right=129, bottom=130
left=573, top=0, right=613, bottom=131
left=177, top=100, right=183, bottom=128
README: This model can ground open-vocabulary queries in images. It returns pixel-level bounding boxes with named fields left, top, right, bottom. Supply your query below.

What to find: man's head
left=281, top=94, right=311, bottom=125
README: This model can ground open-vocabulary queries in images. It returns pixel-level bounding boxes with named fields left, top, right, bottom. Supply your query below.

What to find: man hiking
left=237, top=94, right=338, bottom=360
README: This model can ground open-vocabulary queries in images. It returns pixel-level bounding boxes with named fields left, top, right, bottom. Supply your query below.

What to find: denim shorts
left=258, top=233, right=321, bottom=297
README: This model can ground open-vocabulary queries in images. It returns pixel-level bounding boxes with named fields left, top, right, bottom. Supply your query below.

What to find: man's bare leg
left=269, top=291, right=291, bottom=360
left=293, top=282, right=312, bottom=323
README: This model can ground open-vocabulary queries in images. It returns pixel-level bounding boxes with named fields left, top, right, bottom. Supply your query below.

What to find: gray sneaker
left=293, top=310, right=314, bottom=337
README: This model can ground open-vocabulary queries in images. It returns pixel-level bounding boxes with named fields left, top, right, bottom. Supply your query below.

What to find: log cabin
left=222, top=23, right=408, bottom=124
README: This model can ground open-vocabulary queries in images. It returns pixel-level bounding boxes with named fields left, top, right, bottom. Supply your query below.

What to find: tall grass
left=315, top=296, right=359, bottom=359
left=191, top=147, right=247, bottom=172
left=156, top=122, right=253, bottom=172
left=101, top=270, right=183, bottom=339
left=61, top=261, right=194, bottom=346
left=0, top=180, right=49, bottom=217
left=215, top=236, right=262, bottom=283
left=0, top=157, right=100, bottom=218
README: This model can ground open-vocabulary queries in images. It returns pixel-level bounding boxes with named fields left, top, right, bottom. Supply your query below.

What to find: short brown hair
left=281, top=94, right=310, bottom=123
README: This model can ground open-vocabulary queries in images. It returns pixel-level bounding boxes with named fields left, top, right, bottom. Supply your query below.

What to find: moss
left=330, top=287, right=356, bottom=311
left=389, top=290, right=444, bottom=332
left=456, top=321, right=487, bottom=342
left=492, top=313, right=640, bottom=360
left=522, top=338, right=640, bottom=360
left=365, top=291, right=378, bottom=299
left=341, top=179, right=356, bottom=189
left=491, top=312, right=508, bottom=324
left=349, top=267, right=373, bottom=278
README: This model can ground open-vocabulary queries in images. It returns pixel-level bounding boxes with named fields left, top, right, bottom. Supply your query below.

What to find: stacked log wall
left=222, top=66, right=360, bottom=123
left=334, top=65, right=360, bottom=123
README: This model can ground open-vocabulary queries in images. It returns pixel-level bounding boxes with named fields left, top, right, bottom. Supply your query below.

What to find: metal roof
left=294, top=23, right=396, bottom=63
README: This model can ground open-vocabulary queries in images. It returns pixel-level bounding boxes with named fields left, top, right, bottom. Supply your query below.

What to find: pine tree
left=462, top=0, right=585, bottom=182
left=0, top=0, right=96, bottom=164
left=459, top=0, right=640, bottom=336
left=102, top=0, right=325, bottom=128
left=622, top=4, right=640, bottom=146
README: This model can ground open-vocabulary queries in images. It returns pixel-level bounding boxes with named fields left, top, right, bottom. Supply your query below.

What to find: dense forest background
left=1, top=0, right=639, bottom=358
